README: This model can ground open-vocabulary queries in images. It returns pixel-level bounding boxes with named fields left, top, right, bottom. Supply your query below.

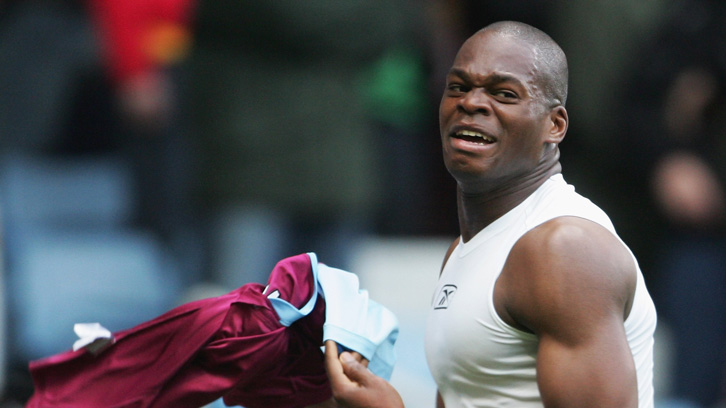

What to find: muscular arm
left=496, top=217, right=638, bottom=407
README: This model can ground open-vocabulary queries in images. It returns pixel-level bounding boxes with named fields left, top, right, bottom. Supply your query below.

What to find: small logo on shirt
left=263, top=286, right=281, bottom=299
left=434, top=284, right=457, bottom=309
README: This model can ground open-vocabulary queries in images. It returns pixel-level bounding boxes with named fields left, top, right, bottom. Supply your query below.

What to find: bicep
left=536, top=319, right=637, bottom=407
left=501, top=217, right=639, bottom=407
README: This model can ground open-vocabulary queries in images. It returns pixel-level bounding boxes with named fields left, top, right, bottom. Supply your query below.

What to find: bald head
left=476, top=21, right=568, bottom=108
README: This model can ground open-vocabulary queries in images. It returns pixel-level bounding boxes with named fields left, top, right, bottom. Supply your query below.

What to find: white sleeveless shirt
left=425, top=174, right=657, bottom=408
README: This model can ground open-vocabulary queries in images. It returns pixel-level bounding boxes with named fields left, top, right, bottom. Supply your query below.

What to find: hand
left=652, top=151, right=725, bottom=226
left=324, top=340, right=404, bottom=408
left=118, top=71, right=173, bottom=132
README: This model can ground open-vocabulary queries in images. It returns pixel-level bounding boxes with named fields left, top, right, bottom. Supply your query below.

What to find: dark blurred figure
left=85, top=0, right=202, bottom=284
left=184, top=1, right=429, bottom=288
left=0, top=0, right=103, bottom=154
left=0, top=0, right=108, bottom=401
left=0, top=0, right=198, bottom=403
left=0, top=0, right=198, bottom=255
left=619, top=1, right=726, bottom=406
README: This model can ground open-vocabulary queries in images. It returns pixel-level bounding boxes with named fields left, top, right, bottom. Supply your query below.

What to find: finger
left=324, top=340, right=355, bottom=388
left=339, top=351, right=374, bottom=386
left=343, top=351, right=370, bottom=368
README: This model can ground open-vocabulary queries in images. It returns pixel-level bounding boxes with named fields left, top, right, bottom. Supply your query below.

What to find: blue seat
left=0, top=154, right=134, bottom=230
left=0, top=153, right=181, bottom=362
left=10, top=229, right=179, bottom=359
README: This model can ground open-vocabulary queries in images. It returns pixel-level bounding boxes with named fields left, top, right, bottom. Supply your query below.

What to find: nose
left=458, top=88, right=492, bottom=115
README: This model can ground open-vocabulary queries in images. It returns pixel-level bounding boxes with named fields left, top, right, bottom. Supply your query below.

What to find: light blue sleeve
left=317, top=264, right=399, bottom=380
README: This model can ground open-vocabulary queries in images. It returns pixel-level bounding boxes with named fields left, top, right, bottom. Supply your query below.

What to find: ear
left=545, top=106, right=568, bottom=144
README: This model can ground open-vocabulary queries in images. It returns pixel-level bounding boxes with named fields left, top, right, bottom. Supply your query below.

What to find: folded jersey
left=26, top=252, right=398, bottom=408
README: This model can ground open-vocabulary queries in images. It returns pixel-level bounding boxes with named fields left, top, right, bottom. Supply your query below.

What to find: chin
left=446, top=163, right=487, bottom=184
left=444, top=154, right=492, bottom=178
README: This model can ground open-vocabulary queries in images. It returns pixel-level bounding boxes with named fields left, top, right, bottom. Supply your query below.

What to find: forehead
left=451, top=32, right=539, bottom=85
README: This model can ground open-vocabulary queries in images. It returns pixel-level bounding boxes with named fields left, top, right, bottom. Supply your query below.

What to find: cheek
left=501, top=124, right=547, bottom=163
left=438, top=101, right=452, bottom=134
left=505, top=111, right=549, bottom=147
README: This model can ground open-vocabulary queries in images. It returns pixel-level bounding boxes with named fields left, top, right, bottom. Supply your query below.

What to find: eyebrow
left=448, top=68, right=526, bottom=88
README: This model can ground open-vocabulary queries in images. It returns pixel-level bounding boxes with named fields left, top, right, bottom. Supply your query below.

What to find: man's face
left=439, top=31, right=554, bottom=188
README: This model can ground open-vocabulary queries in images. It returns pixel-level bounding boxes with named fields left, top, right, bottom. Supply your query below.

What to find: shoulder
left=496, top=216, right=636, bottom=336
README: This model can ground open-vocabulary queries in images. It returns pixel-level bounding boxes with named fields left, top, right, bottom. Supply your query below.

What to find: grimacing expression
left=439, top=31, right=564, bottom=188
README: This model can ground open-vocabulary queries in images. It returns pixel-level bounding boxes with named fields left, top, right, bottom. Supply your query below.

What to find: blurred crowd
left=0, top=0, right=724, bottom=407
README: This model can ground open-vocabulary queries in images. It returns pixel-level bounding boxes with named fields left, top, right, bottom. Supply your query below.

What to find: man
left=325, top=21, right=657, bottom=407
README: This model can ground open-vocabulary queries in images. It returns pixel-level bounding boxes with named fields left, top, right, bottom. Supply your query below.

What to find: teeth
left=456, top=130, right=495, bottom=143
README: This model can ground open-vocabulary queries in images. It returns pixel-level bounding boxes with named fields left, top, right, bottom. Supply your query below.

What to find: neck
left=457, top=146, right=562, bottom=242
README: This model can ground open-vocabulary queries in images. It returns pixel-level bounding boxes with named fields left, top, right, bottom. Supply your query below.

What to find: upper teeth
left=457, top=130, right=495, bottom=143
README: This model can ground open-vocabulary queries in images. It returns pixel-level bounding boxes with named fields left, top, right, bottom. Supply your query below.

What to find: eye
left=447, top=83, right=469, bottom=94
left=492, top=89, right=518, bottom=100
